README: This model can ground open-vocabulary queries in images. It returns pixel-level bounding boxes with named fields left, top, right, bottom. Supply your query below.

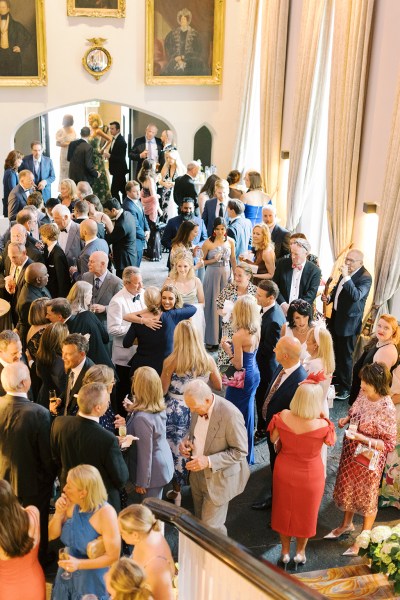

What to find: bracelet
left=229, top=356, right=234, bottom=362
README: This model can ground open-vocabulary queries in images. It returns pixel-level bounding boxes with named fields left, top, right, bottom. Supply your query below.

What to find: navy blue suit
left=270, top=223, right=291, bottom=260
left=8, top=184, right=29, bottom=220
left=20, top=155, right=55, bottom=203
left=122, top=197, right=150, bottom=266
left=273, top=258, right=321, bottom=306
left=202, top=198, right=229, bottom=237
left=227, top=215, right=253, bottom=259
left=162, top=214, right=207, bottom=269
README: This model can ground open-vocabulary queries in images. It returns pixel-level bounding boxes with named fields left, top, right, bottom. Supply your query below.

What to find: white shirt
left=93, top=271, right=108, bottom=286
left=146, top=138, right=158, bottom=161
left=261, top=300, right=276, bottom=315
left=47, top=241, right=57, bottom=254
left=7, top=391, right=28, bottom=398
left=110, top=132, right=120, bottom=152
left=78, top=411, right=99, bottom=423
left=333, top=267, right=362, bottom=311
left=193, top=396, right=216, bottom=464
left=279, top=361, right=301, bottom=387
left=58, top=222, right=71, bottom=251
left=215, top=201, right=227, bottom=219
left=69, top=356, right=87, bottom=386
left=289, top=261, right=306, bottom=303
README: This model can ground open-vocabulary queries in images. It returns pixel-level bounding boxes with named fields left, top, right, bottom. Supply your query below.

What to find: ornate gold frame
left=67, top=0, right=126, bottom=18
left=0, top=0, right=47, bottom=87
left=82, top=38, right=112, bottom=81
left=145, top=0, right=225, bottom=86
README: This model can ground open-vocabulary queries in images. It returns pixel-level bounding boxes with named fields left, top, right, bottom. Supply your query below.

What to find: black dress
left=67, top=311, right=114, bottom=369
left=36, top=355, right=67, bottom=407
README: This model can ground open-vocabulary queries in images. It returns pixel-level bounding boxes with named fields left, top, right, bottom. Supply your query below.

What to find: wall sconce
left=281, top=151, right=290, bottom=160
left=363, top=203, right=378, bottom=214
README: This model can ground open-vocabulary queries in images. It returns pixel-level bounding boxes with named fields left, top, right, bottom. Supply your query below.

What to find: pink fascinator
left=299, top=371, right=326, bottom=385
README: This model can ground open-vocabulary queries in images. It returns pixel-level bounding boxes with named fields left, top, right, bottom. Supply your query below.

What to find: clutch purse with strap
left=86, top=536, right=105, bottom=559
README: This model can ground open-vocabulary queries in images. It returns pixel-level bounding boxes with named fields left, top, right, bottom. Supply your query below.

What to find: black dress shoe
left=335, top=388, right=350, bottom=400
left=251, top=499, right=272, bottom=510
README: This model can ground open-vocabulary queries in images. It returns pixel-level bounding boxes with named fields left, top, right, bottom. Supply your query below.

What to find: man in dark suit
left=51, top=382, right=129, bottom=512
left=227, top=199, right=252, bottom=260
left=129, top=123, right=162, bottom=179
left=0, top=2, right=31, bottom=76
left=82, top=250, right=123, bottom=330
left=161, top=198, right=207, bottom=269
left=262, top=205, right=291, bottom=260
left=20, top=142, right=55, bottom=203
left=103, top=198, right=137, bottom=278
left=70, top=219, right=109, bottom=279
left=123, top=181, right=150, bottom=266
left=2, top=223, right=43, bottom=269
left=202, top=179, right=230, bottom=237
left=252, top=337, right=307, bottom=510
left=3, top=243, right=33, bottom=325
left=0, top=362, right=55, bottom=562
left=255, top=280, right=286, bottom=440
left=8, top=169, right=35, bottom=220
left=40, top=222, right=71, bottom=298
left=273, top=238, right=321, bottom=316
left=104, top=121, right=128, bottom=201
left=16, top=262, right=51, bottom=348
left=52, top=204, right=83, bottom=267
left=323, top=249, right=372, bottom=400
left=173, top=161, right=200, bottom=209
left=68, top=127, right=99, bottom=185
left=0, top=330, right=23, bottom=396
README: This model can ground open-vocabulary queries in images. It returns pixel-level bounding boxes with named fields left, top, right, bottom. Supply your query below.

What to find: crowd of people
left=0, top=118, right=399, bottom=597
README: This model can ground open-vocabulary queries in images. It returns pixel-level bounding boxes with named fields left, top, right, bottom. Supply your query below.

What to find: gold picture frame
left=82, top=38, right=112, bottom=81
left=146, top=0, right=225, bottom=86
left=67, top=0, right=126, bottom=18
left=0, top=0, right=47, bottom=87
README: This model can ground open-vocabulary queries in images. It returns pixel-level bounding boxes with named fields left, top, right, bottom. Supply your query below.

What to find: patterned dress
left=160, top=166, right=178, bottom=222
left=165, top=371, right=210, bottom=487
left=216, top=281, right=257, bottom=367
left=380, top=366, right=400, bottom=508
left=333, top=393, right=396, bottom=515
left=89, top=137, right=111, bottom=204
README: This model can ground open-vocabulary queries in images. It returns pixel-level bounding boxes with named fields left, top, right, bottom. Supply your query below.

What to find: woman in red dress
left=0, top=480, right=45, bottom=600
left=268, top=379, right=336, bottom=569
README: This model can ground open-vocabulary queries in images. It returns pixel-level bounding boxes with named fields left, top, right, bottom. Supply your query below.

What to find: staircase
left=295, top=564, right=399, bottom=599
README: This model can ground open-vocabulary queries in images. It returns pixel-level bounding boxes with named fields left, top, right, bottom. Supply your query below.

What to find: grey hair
left=183, top=379, right=212, bottom=404
left=52, top=204, right=70, bottom=218
left=123, top=266, right=141, bottom=283
left=187, top=161, right=200, bottom=171
left=1, top=362, right=30, bottom=393
left=77, top=382, right=108, bottom=414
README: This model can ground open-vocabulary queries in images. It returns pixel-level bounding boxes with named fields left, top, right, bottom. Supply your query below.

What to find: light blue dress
left=204, top=247, right=231, bottom=345
left=244, top=204, right=263, bottom=228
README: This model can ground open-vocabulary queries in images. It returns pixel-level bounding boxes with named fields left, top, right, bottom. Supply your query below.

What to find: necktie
left=292, top=264, right=302, bottom=271
left=94, top=277, right=101, bottom=290
left=219, top=203, right=224, bottom=217
left=64, top=371, right=75, bottom=415
left=1, top=15, right=7, bottom=20
left=60, top=228, right=68, bottom=233
left=34, top=160, right=40, bottom=177
left=262, top=369, right=286, bottom=421
left=260, top=307, right=264, bottom=315
left=15, top=266, right=21, bottom=282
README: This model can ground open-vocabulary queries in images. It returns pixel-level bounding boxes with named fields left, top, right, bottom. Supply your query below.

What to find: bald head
left=25, top=262, right=48, bottom=288
left=1, top=361, right=31, bottom=394
left=88, top=250, right=108, bottom=276
left=80, top=218, right=98, bottom=241
left=275, top=336, right=302, bottom=369
left=345, top=248, right=364, bottom=274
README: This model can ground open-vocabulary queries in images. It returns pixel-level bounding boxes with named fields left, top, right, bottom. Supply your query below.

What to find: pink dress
left=141, top=188, right=158, bottom=223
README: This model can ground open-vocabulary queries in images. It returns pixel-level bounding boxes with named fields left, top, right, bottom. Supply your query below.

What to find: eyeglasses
left=345, top=258, right=361, bottom=263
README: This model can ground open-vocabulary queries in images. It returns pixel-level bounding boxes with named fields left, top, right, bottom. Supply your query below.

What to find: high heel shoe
left=293, top=553, right=306, bottom=570
left=324, top=524, right=355, bottom=539
left=278, top=554, right=291, bottom=571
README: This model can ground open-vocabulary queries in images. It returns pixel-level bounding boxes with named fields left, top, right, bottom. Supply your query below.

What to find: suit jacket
left=127, top=410, right=174, bottom=489
left=67, top=139, right=98, bottom=184
left=264, top=365, right=308, bottom=427
left=256, top=304, right=286, bottom=383
left=227, top=216, right=253, bottom=260
left=51, top=415, right=129, bottom=511
left=64, top=220, right=84, bottom=267
left=188, top=395, right=250, bottom=506
left=161, top=215, right=207, bottom=251
left=202, top=198, right=229, bottom=237
left=129, top=135, right=163, bottom=179
left=58, top=356, right=94, bottom=416
left=0, top=394, right=55, bottom=501
left=8, top=184, right=28, bottom=220
left=107, top=287, right=145, bottom=366
left=273, top=258, right=321, bottom=306
left=271, top=224, right=291, bottom=260
left=67, top=312, right=113, bottom=368
left=82, top=271, right=123, bottom=327
left=173, top=173, right=198, bottom=208
left=105, top=211, right=137, bottom=270
left=122, top=197, right=150, bottom=251
left=44, top=244, right=71, bottom=298
left=3, top=256, right=33, bottom=325
left=76, top=238, right=109, bottom=276
left=329, top=266, right=372, bottom=336
left=16, top=283, right=51, bottom=347
left=109, top=134, right=128, bottom=176
left=20, top=155, right=55, bottom=202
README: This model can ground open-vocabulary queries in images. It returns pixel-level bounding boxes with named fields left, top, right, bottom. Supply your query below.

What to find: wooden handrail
left=144, top=498, right=323, bottom=599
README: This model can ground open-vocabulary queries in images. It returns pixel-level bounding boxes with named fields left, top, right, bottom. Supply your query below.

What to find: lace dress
left=333, top=393, right=396, bottom=515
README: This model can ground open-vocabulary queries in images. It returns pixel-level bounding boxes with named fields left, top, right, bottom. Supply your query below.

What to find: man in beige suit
left=179, top=379, right=250, bottom=535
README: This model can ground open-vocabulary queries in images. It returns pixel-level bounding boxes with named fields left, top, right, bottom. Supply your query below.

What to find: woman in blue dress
left=242, top=170, right=271, bottom=228
left=49, top=464, right=120, bottom=600
left=2, top=149, right=23, bottom=217
left=221, top=295, right=261, bottom=465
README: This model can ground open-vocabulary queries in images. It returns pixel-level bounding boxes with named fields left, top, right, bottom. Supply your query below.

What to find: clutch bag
left=353, top=442, right=380, bottom=471
left=220, top=364, right=245, bottom=388
left=86, top=536, right=105, bottom=559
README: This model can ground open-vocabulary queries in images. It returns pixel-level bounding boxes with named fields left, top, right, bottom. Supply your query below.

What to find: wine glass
left=195, top=248, right=204, bottom=261
left=59, top=547, right=72, bottom=580
left=215, top=246, right=223, bottom=263
left=118, top=424, right=127, bottom=437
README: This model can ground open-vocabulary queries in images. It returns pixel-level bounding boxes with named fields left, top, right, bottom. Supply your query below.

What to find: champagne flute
left=59, top=547, right=72, bottom=580
left=195, top=248, right=204, bottom=260
left=49, top=389, right=58, bottom=408
left=118, top=424, right=127, bottom=437
left=215, top=246, right=222, bottom=263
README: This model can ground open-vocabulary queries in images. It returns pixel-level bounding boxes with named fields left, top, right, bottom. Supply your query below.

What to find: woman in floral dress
left=88, top=113, right=112, bottom=203
left=161, top=320, right=221, bottom=505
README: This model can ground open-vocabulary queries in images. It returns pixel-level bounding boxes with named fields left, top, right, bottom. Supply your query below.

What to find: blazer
left=173, top=173, right=198, bottom=208
left=273, top=258, right=321, bottom=306
left=76, top=237, right=109, bottom=276
left=188, top=395, right=250, bottom=506
left=16, top=283, right=51, bottom=347
left=82, top=271, right=123, bottom=327
left=107, top=287, right=145, bottom=366
left=64, top=220, right=84, bottom=267
left=44, top=243, right=71, bottom=298
left=51, top=415, right=129, bottom=512
left=127, top=410, right=174, bottom=489
left=20, top=154, right=56, bottom=202
left=36, top=355, right=67, bottom=407
left=8, top=183, right=28, bottom=220
left=270, top=224, right=291, bottom=260
left=0, top=394, right=55, bottom=500
left=122, top=197, right=150, bottom=246
left=264, top=365, right=308, bottom=427
left=67, top=139, right=98, bottom=184
left=59, top=356, right=94, bottom=416
left=329, top=266, right=372, bottom=336
left=67, top=312, right=113, bottom=369
left=227, top=216, right=253, bottom=260
left=129, top=135, right=163, bottom=178
left=105, top=211, right=137, bottom=270
left=256, top=304, right=286, bottom=384
left=108, top=134, right=128, bottom=176
left=161, top=215, right=207, bottom=250
left=202, top=198, right=229, bottom=237
left=3, top=168, right=18, bottom=206
left=3, top=256, right=33, bottom=325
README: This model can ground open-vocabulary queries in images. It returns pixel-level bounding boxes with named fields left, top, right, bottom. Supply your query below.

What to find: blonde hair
left=169, top=250, right=195, bottom=280
left=161, top=284, right=183, bottom=309
left=67, top=465, right=107, bottom=512
left=231, top=295, right=261, bottom=338
left=83, top=364, right=115, bottom=388
left=252, top=223, right=272, bottom=251
left=290, top=384, right=323, bottom=419
left=60, top=178, right=77, bottom=200
left=67, top=281, right=92, bottom=313
left=88, top=112, right=103, bottom=128
left=166, top=320, right=211, bottom=377
left=119, top=504, right=161, bottom=535
left=131, top=367, right=166, bottom=413
left=108, top=557, right=152, bottom=600
left=144, top=287, right=161, bottom=314
left=307, top=328, right=335, bottom=374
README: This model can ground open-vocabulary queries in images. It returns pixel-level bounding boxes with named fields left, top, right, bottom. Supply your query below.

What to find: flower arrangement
left=356, top=524, right=400, bottom=592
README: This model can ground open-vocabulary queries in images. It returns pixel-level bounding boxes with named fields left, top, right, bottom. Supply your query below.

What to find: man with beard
left=161, top=197, right=207, bottom=269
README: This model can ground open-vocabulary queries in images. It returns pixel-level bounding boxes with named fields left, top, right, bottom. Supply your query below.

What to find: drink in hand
left=118, top=425, right=127, bottom=437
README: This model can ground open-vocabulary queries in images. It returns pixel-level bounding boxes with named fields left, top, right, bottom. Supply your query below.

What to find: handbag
left=220, top=364, right=246, bottom=389
left=353, top=442, right=380, bottom=471
left=86, top=536, right=105, bottom=559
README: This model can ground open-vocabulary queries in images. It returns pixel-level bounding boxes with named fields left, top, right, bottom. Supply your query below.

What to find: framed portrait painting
left=67, top=0, right=126, bottom=18
left=0, top=0, right=47, bottom=86
left=146, top=0, right=225, bottom=85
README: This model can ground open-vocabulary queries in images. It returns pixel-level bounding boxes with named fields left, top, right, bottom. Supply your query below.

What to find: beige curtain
left=260, top=0, right=289, bottom=200
left=326, top=0, right=375, bottom=257
left=373, top=78, right=400, bottom=316
left=285, top=0, right=331, bottom=230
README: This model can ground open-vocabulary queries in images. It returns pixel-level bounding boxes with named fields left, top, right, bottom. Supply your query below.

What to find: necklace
left=376, top=341, right=392, bottom=348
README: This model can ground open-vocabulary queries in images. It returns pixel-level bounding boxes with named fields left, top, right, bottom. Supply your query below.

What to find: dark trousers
left=22, top=486, right=52, bottom=562
left=255, top=376, right=269, bottom=432
left=136, top=241, right=144, bottom=267
left=329, top=311, right=356, bottom=390
left=115, top=363, right=132, bottom=415
left=111, top=173, right=127, bottom=202
left=267, top=433, right=276, bottom=497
